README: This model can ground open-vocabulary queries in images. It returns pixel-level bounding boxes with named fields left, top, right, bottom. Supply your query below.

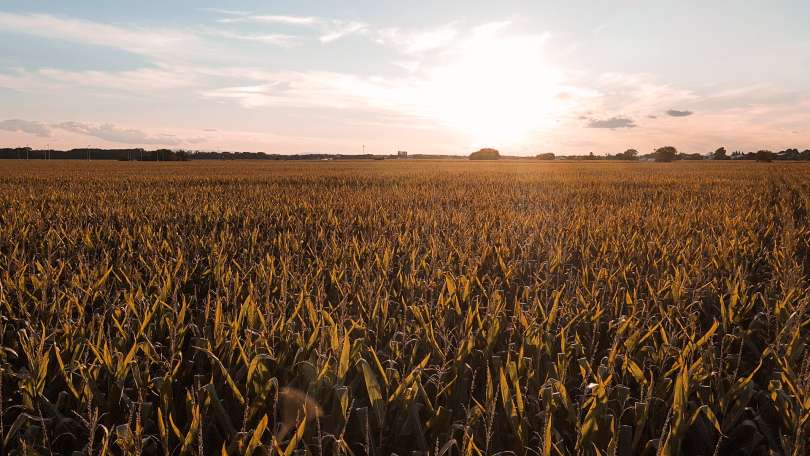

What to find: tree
left=654, top=146, right=678, bottom=162
left=712, top=147, right=728, bottom=160
left=777, top=148, right=799, bottom=160
left=754, top=150, right=775, bottom=162
left=619, top=149, right=638, bottom=160
left=469, top=148, right=500, bottom=160
left=536, top=153, right=555, bottom=160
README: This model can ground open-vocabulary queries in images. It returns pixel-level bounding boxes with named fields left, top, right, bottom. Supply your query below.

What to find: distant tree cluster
left=190, top=150, right=277, bottom=160
left=556, top=146, right=810, bottom=162
left=469, top=148, right=501, bottom=160
left=0, top=148, right=188, bottom=161
left=3, top=145, right=810, bottom=162
left=616, top=149, right=638, bottom=160
left=0, top=148, right=480, bottom=161
left=653, top=146, right=678, bottom=162
left=728, top=148, right=810, bottom=162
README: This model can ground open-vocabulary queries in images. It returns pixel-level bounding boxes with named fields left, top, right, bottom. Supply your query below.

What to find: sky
left=1, top=1, right=809, bottom=155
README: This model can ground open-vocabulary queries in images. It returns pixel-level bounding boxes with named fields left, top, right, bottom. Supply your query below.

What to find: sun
left=406, top=23, right=570, bottom=148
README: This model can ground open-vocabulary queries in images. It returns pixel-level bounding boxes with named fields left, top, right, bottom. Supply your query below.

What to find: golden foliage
left=0, top=160, right=808, bottom=455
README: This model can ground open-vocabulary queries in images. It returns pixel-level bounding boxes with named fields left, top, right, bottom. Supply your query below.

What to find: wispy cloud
left=586, top=117, right=637, bottom=129
left=200, top=71, right=390, bottom=110
left=375, top=23, right=460, bottom=54
left=0, top=118, right=203, bottom=146
left=319, top=22, right=367, bottom=43
left=39, top=67, right=198, bottom=91
left=666, top=109, right=693, bottom=117
left=218, top=15, right=320, bottom=26
left=591, top=72, right=698, bottom=118
left=0, top=119, right=52, bottom=137
left=3, top=10, right=808, bottom=154
left=56, top=121, right=202, bottom=145
left=206, top=29, right=299, bottom=47
left=201, top=21, right=571, bottom=146
left=211, top=12, right=367, bottom=44
left=0, top=66, right=199, bottom=93
left=592, top=23, right=609, bottom=36
left=0, top=12, right=200, bottom=60
left=199, top=8, right=251, bottom=17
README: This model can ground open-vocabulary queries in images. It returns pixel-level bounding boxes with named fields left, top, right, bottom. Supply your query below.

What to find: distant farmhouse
left=397, top=150, right=408, bottom=159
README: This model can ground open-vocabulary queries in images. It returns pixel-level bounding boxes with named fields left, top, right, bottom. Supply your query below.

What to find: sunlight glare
left=409, top=23, right=568, bottom=147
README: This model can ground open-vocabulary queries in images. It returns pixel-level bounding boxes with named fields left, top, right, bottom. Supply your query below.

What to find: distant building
left=397, top=150, right=408, bottom=159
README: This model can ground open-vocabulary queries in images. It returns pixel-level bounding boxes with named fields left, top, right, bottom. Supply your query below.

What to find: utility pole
left=362, top=144, right=365, bottom=155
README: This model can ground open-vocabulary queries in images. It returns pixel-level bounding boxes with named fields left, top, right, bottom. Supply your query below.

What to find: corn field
left=0, top=160, right=808, bottom=455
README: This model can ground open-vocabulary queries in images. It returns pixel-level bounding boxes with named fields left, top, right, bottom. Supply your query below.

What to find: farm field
left=0, top=160, right=809, bottom=455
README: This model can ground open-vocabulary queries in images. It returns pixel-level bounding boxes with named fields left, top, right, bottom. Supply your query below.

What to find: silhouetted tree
left=619, top=149, right=638, bottom=160
left=755, top=150, right=775, bottom=162
left=713, top=147, right=728, bottom=160
left=469, top=148, right=500, bottom=160
left=677, top=152, right=704, bottom=160
left=536, top=153, right=555, bottom=160
left=777, top=148, right=800, bottom=160
left=654, top=146, right=678, bottom=162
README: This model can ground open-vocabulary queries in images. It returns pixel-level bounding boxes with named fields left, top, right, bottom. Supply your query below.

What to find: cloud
left=590, top=72, right=698, bottom=116
left=375, top=23, right=460, bottom=54
left=0, top=12, right=200, bottom=60
left=586, top=117, right=637, bottom=129
left=207, top=30, right=299, bottom=47
left=592, top=23, right=609, bottom=36
left=55, top=121, right=190, bottom=145
left=392, top=61, right=421, bottom=73
left=1, top=118, right=205, bottom=146
left=200, top=72, right=384, bottom=109
left=200, top=8, right=251, bottom=17
left=213, top=12, right=463, bottom=50
left=202, top=21, right=572, bottom=146
left=218, top=15, right=320, bottom=26
left=39, top=67, right=198, bottom=91
left=7, top=11, right=805, bottom=155
left=0, top=65, right=201, bottom=94
left=0, top=67, right=62, bottom=91
left=319, top=22, right=368, bottom=43
left=211, top=12, right=367, bottom=44
left=0, top=119, right=52, bottom=137
left=666, top=109, right=693, bottom=117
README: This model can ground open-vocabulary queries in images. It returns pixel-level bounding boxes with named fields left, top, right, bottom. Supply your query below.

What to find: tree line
left=0, top=148, right=189, bottom=161
left=3, top=146, right=810, bottom=162
left=536, top=146, right=810, bottom=162
left=0, top=148, right=440, bottom=161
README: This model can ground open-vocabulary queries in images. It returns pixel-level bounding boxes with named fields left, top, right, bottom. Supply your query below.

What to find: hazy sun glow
left=4, top=4, right=809, bottom=155
left=403, top=23, right=569, bottom=147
